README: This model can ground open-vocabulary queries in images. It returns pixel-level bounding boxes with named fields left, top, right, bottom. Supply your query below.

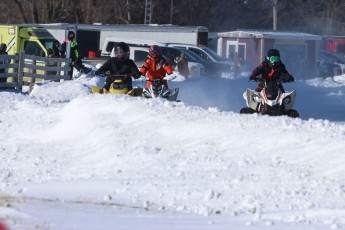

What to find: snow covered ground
left=1, top=69, right=345, bottom=230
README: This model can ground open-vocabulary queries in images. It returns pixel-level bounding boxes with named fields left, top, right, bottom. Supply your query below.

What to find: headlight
left=283, top=96, right=291, bottom=104
left=252, top=95, right=261, bottom=103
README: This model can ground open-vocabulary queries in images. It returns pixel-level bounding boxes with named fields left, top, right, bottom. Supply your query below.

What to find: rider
left=139, top=45, right=173, bottom=90
left=95, top=42, right=141, bottom=92
left=249, top=49, right=294, bottom=92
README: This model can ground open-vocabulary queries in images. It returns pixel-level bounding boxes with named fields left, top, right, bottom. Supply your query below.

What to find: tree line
left=1, top=0, right=345, bottom=35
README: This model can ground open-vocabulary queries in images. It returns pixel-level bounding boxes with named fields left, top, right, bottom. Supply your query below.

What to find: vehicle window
left=106, top=42, right=116, bottom=52
left=182, top=49, right=203, bottom=61
left=202, top=47, right=224, bottom=61
left=24, top=41, right=46, bottom=57
left=172, top=46, right=186, bottom=49
left=161, top=48, right=179, bottom=67
left=134, top=50, right=148, bottom=63
left=326, top=52, right=345, bottom=64
left=40, top=39, right=55, bottom=50
left=190, top=47, right=209, bottom=60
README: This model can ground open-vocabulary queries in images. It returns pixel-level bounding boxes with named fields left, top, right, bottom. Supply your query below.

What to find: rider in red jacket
left=140, top=45, right=173, bottom=89
left=250, top=49, right=294, bottom=92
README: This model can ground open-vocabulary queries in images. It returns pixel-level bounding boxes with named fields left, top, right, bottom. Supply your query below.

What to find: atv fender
left=281, top=91, right=296, bottom=111
left=243, top=89, right=260, bottom=112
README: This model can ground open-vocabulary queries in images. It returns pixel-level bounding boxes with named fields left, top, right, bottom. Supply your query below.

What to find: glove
left=282, top=74, right=294, bottom=83
left=80, top=66, right=92, bottom=74
left=131, top=72, right=142, bottom=79
left=90, top=70, right=96, bottom=77
left=249, top=75, right=257, bottom=81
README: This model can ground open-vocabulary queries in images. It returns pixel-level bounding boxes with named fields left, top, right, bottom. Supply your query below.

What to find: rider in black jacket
left=95, top=42, right=141, bottom=91
left=249, top=49, right=294, bottom=92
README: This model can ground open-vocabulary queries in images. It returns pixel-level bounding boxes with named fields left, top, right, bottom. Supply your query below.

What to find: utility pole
left=272, top=0, right=277, bottom=30
left=144, top=0, right=152, bottom=24
left=170, top=0, right=174, bottom=24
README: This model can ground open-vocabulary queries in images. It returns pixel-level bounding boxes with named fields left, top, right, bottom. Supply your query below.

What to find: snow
left=1, top=69, right=345, bottom=230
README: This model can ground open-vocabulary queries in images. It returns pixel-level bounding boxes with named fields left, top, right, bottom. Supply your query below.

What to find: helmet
left=67, top=31, right=75, bottom=41
left=149, top=45, right=162, bottom=60
left=115, top=42, right=130, bottom=61
left=266, top=49, right=280, bottom=66
left=267, top=49, right=280, bottom=57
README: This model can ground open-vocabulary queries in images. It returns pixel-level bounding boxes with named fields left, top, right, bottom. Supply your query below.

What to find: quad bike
left=91, top=74, right=143, bottom=96
left=240, top=77, right=299, bottom=118
left=142, top=77, right=179, bottom=101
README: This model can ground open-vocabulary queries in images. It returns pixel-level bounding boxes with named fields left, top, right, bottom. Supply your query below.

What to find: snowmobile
left=142, top=78, right=179, bottom=101
left=240, top=77, right=299, bottom=118
left=91, top=74, right=143, bottom=96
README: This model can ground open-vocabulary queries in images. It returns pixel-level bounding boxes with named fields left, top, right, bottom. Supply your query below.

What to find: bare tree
left=12, top=0, right=29, bottom=23
left=2, top=0, right=345, bottom=35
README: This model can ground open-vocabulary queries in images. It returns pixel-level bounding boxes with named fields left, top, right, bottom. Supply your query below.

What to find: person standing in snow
left=0, top=43, right=8, bottom=83
left=176, top=52, right=190, bottom=77
left=95, top=42, right=141, bottom=93
left=61, top=31, right=90, bottom=78
left=249, top=48, right=294, bottom=93
left=140, top=45, right=173, bottom=89
left=51, top=40, right=62, bottom=58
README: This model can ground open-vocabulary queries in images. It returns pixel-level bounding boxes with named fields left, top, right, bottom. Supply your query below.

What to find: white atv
left=240, top=78, right=299, bottom=118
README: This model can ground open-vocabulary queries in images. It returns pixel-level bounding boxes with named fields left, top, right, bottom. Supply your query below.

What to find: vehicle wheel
left=285, top=109, right=299, bottom=118
left=240, top=107, right=256, bottom=114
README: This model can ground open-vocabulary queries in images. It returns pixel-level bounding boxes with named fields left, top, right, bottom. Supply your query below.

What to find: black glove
left=282, top=74, right=294, bottom=83
left=249, top=75, right=257, bottom=81
left=80, top=66, right=91, bottom=74
left=94, top=70, right=102, bottom=76
left=131, top=72, right=142, bottom=79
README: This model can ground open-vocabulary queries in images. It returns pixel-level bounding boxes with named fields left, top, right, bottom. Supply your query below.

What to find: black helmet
left=266, top=49, right=281, bottom=66
left=68, top=31, right=75, bottom=41
left=267, top=49, right=280, bottom=57
left=115, top=42, right=130, bottom=61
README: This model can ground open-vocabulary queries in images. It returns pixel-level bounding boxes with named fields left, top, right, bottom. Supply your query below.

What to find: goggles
left=268, top=56, right=280, bottom=63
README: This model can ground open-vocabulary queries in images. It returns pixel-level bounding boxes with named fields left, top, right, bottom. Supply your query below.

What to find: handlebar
left=249, top=74, right=293, bottom=83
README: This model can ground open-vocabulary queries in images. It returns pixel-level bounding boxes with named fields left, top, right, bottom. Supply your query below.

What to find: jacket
left=95, top=57, right=140, bottom=77
left=61, top=39, right=79, bottom=63
left=251, top=60, right=292, bottom=82
left=140, top=57, right=173, bottom=80
left=95, top=57, right=141, bottom=91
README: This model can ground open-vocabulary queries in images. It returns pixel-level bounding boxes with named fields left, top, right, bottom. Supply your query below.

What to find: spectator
left=61, top=31, right=90, bottom=78
left=176, top=53, right=190, bottom=77
left=0, top=43, right=8, bottom=83
left=52, top=40, right=62, bottom=58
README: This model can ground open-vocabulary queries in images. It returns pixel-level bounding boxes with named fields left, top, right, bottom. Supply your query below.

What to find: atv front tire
left=240, top=107, right=256, bottom=114
left=285, top=109, right=299, bottom=118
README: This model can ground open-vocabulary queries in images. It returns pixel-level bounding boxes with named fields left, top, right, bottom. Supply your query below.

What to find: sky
left=0, top=67, right=345, bottom=230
